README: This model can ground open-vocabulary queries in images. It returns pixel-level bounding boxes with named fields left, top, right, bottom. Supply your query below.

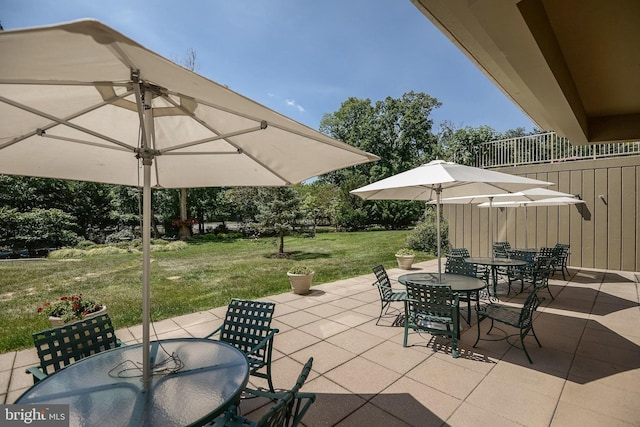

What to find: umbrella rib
left=0, top=94, right=137, bottom=152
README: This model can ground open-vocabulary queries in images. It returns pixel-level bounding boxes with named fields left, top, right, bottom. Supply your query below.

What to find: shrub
left=48, top=248, right=87, bottom=259
left=86, top=247, right=128, bottom=256
left=407, top=209, right=449, bottom=254
left=287, top=265, right=314, bottom=275
left=105, top=229, right=136, bottom=245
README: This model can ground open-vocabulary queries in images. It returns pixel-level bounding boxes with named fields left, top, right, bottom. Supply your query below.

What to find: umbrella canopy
left=478, top=196, right=585, bottom=208
left=0, top=20, right=379, bottom=384
left=350, top=160, right=553, bottom=279
left=432, top=187, right=572, bottom=254
left=436, top=187, right=576, bottom=205
left=478, top=196, right=585, bottom=247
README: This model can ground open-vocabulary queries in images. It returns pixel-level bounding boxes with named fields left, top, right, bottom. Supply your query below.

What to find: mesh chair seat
left=474, top=287, right=544, bottom=363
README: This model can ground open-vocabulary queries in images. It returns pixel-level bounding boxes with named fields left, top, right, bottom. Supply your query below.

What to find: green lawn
left=0, top=230, right=432, bottom=353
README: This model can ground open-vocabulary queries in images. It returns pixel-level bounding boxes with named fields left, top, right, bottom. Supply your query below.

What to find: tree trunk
left=279, top=230, right=285, bottom=254
left=178, top=188, right=190, bottom=240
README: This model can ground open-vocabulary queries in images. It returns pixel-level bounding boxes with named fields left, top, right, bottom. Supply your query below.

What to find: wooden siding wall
left=444, top=156, right=640, bottom=272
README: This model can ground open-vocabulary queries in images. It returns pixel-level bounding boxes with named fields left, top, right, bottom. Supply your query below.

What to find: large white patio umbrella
left=350, top=160, right=552, bottom=280
left=478, top=196, right=585, bottom=247
left=435, top=187, right=571, bottom=254
left=0, top=20, right=379, bottom=384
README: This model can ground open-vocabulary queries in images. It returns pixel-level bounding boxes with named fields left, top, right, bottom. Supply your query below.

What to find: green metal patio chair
left=372, top=264, right=407, bottom=325
left=554, top=243, right=571, bottom=279
left=205, top=299, right=279, bottom=392
left=210, top=358, right=316, bottom=427
left=403, top=281, right=460, bottom=358
left=474, top=286, right=545, bottom=363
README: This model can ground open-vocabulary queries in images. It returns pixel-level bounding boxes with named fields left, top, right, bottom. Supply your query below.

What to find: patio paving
left=2, top=259, right=639, bottom=426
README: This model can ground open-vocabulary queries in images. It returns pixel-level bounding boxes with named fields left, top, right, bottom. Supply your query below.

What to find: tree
left=319, top=91, right=442, bottom=229
left=297, top=182, right=339, bottom=233
left=255, top=187, right=302, bottom=255
left=438, top=122, right=498, bottom=166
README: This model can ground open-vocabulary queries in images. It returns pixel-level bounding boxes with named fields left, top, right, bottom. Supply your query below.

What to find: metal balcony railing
left=476, top=131, right=640, bottom=168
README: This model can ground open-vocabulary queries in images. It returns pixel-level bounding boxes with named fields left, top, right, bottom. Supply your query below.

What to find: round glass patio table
left=464, top=257, right=527, bottom=296
left=15, top=338, right=249, bottom=427
left=397, top=272, right=487, bottom=325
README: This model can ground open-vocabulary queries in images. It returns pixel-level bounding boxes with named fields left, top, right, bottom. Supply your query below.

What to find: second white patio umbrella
left=435, top=187, right=572, bottom=254
left=478, top=196, right=585, bottom=247
left=350, top=160, right=552, bottom=280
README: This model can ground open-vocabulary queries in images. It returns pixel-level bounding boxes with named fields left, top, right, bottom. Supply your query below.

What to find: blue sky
left=1, top=0, right=536, bottom=134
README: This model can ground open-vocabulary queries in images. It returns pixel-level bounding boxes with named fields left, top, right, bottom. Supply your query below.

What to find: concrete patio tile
left=484, top=361, right=566, bottom=398
left=277, top=310, right=322, bottom=328
left=335, top=401, right=410, bottom=426
left=360, top=340, right=429, bottom=375
left=575, top=332, right=640, bottom=369
left=207, top=305, right=229, bottom=318
left=323, top=356, right=399, bottom=395
left=272, top=302, right=298, bottom=317
left=302, top=375, right=368, bottom=427
left=127, top=318, right=181, bottom=339
left=9, top=366, right=33, bottom=395
left=115, top=326, right=137, bottom=344
left=12, top=348, right=38, bottom=369
left=355, top=321, right=404, bottom=340
left=559, top=378, right=640, bottom=424
left=325, top=328, right=386, bottom=355
left=275, top=328, right=321, bottom=355
left=447, top=402, right=524, bottom=427
left=0, top=352, right=15, bottom=373
left=327, top=296, right=368, bottom=310
left=552, top=401, right=637, bottom=426
left=328, top=310, right=372, bottom=328
left=348, top=291, right=379, bottom=304
left=181, top=317, right=222, bottom=338
left=270, top=318, right=294, bottom=334
left=281, top=295, right=325, bottom=310
left=431, top=350, right=498, bottom=376
left=350, top=301, right=384, bottom=318
left=373, top=376, right=462, bottom=426
left=405, top=355, right=486, bottom=400
left=171, top=310, right=217, bottom=328
left=298, top=318, right=351, bottom=339
left=499, top=343, right=573, bottom=376
left=465, top=372, right=558, bottom=426
left=289, top=341, right=357, bottom=374
left=304, top=302, right=348, bottom=318
left=0, top=368, right=10, bottom=396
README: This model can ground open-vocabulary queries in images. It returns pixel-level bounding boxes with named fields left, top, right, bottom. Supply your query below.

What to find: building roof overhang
left=411, top=0, right=640, bottom=145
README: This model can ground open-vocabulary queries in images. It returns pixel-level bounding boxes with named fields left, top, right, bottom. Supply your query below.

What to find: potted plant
left=395, top=248, right=416, bottom=270
left=37, top=294, right=106, bottom=326
left=287, top=265, right=314, bottom=295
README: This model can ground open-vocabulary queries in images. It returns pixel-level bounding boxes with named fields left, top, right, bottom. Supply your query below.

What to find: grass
left=0, top=230, right=433, bottom=353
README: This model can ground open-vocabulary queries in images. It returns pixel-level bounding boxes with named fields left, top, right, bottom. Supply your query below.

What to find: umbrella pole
left=142, top=157, right=152, bottom=387
left=436, top=186, right=442, bottom=282
left=489, top=196, right=494, bottom=261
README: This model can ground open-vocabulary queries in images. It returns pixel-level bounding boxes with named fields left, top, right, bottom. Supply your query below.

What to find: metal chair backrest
left=445, top=255, right=476, bottom=277
left=449, top=248, right=470, bottom=258
left=493, top=242, right=511, bottom=258
left=405, top=282, right=457, bottom=320
left=518, top=287, right=544, bottom=330
left=255, top=357, right=315, bottom=427
left=219, top=299, right=275, bottom=362
left=31, top=313, right=121, bottom=376
left=372, top=264, right=393, bottom=299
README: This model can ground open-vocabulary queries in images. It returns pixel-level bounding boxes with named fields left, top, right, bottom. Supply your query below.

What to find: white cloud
left=286, top=99, right=305, bottom=113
